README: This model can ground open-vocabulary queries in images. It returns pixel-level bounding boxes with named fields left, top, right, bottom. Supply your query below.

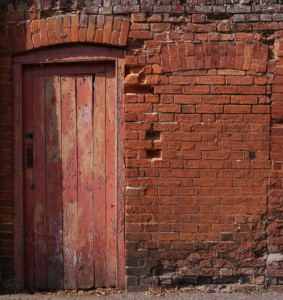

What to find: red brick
left=32, top=33, right=41, bottom=49
left=48, top=31, right=56, bottom=45
left=86, top=15, right=96, bottom=42
left=210, top=85, right=239, bottom=94
left=168, top=43, right=179, bottom=72
left=211, top=42, right=219, bottom=68
left=30, top=20, right=39, bottom=34
left=70, top=15, right=79, bottom=42
left=243, top=43, right=253, bottom=70
left=257, top=44, right=269, bottom=73
left=224, top=105, right=251, bottom=114
left=239, top=86, right=266, bottom=94
left=195, top=43, right=203, bottom=69
left=219, top=42, right=228, bottom=69
left=160, top=44, right=171, bottom=72
left=154, top=85, right=182, bottom=94
left=203, top=95, right=230, bottom=104
left=129, top=31, right=152, bottom=40
left=174, top=95, right=202, bottom=104
left=235, top=41, right=244, bottom=70
left=119, top=19, right=130, bottom=46
left=63, top=15, right=71, bottom=29
left=183, top=85, right=210, bottom=94
left=226, top=76, right=253, bottom=85
left=78, top=28, right=87, bottom=42
left=197, top=76, right=225, bottom=85
left=55, top=16, right=64, bottom=43
left=177, top=43, right=188, bottom=71
left=103, top=16, right=113, bottom=44
left=169, top=76, right=196, bottom=85
left=39, top=19, right=48, bottom=47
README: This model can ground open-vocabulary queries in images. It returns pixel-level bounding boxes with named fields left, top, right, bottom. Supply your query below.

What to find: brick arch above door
left=7, top=14, right=131, bottom=54
left=158, top=41, right=269, bottom=73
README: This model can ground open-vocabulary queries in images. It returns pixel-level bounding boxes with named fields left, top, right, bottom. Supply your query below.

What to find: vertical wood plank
left=116, top=58, right=126, bottom=289
left=45, top=76, right=64, bottom=290
left=93, top=71, right=106, bottom=288
left=14, top=64, right=24, bottom=291
left=33, top=76, right=47, bottom=290
left=105, top=64, right=117, bottom=286
left=61, top=76, right=78, bottom=289
left=76, top=75, right=94, bottom=288
left=23, top=69, right=34, bottom=290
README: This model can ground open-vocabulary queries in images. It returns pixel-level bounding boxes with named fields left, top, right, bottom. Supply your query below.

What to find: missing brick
left=207, top=13, right=233, bottom=21
left=272, top=119, right=283, bottom=125
left=146, top=124, right=160, bottom=141
left=146, top=130, right=160, bottom=140
left=146, top=149, right=162, bottom=159
left=124, top=85, right=153, bottom=94
left=249, top=151, right=256, bottom=160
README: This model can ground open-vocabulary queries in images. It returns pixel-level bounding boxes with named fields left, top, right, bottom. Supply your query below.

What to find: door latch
left=26, top=144, right=33, bottom=168
left=26, top=132, right=33, bottom=139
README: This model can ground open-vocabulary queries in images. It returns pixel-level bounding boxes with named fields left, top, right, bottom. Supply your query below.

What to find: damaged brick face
left=0, top=0, right=283, bottom=292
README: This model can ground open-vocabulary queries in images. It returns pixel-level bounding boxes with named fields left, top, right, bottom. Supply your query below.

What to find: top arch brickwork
left=7, top=14, right=131, bottom=54
left=159, top=41, right=269, bottom=73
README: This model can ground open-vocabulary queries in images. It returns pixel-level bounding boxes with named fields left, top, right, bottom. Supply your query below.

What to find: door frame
left=13, top=45, right=125, bottom=291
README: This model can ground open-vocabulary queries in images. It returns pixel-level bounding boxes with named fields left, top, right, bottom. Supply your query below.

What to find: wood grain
left=23, top=68, right=34, bottom=290
left=33, top=76, right=47, bottom=290
left=61, top=76, right=78, bottom=289
left=77, top=75, right=94, bottom=288
left=93, top=71, right=106, bottom=287
left=45, top=76, right=63, bottom=290
left=105, top=64, right=117, bottom=286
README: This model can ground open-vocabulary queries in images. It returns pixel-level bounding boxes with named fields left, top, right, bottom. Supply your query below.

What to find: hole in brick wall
left=272, top=119, right=283, bottom=125
left=146, top=130, right=160, bottom=140
left=125, top=66, right=131, bottom=76
left=146, top=149, right=161, bottom=159
left=261, top=31, right=275, bottom=47
left=125, top=66, right=150, bottom=77
left=207, top=13, right=233, bottom=20
left=254, top=248, right=267, bottom=258
left=127, top=39, right=145, bottom=54
left=249, top=151, right=256, bottom=160
left=124, top=85, right=153, bottom=94
left=214, top=275, right=250, bottom=284
left=268, top=46, right=275, bottom=59
left=262, top=30, right=275, bottom=38
left=146, top=124, right=160, bottom=140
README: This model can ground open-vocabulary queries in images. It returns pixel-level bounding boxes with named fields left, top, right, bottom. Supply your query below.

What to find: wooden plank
left=93, top=71, right=106, bottom=288
left=28, top=64, right=106, bottom=77
left=14, top=46, right=123, bottom=65
left=76, top=75, right=94, bottom=288
left=13, top=63, right=24, bottom=291
left=33, top=76, right=47, bottom=290
left=105, top=64, right=117, bottom=287
left=61, top=76, right=78, bottom=289
left=116, top=58, right=126, bottom=289
left=45, top=76, right=64, bottom=290
left=23, top=68, right=35, bottom=290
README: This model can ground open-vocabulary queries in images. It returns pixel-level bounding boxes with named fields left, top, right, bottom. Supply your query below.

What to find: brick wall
left=0, top=0, right=283, bottom=291
left=0, top=4, right=23, bottom=288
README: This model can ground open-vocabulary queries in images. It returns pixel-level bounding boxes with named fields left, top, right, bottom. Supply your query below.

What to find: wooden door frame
left=13, top=45, right=125, bottom=291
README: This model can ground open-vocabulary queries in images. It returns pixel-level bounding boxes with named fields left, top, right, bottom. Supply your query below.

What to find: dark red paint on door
left=22, top=63, right=117, bottom=290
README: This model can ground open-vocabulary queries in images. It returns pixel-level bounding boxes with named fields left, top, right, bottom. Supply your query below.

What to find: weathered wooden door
left=22, top=63, right=117, bottom=290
